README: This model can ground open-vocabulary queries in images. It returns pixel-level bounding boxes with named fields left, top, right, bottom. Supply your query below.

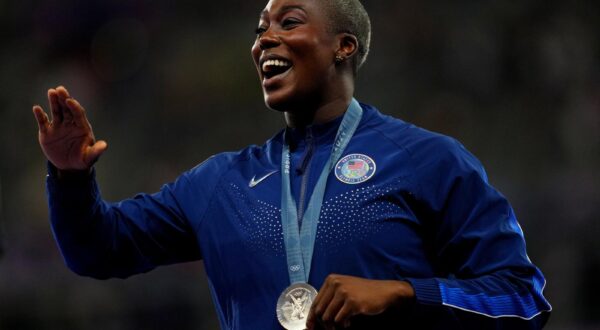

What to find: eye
left=281, top=17, right=302, bottom=29
left=255, top=25, right=268, bottom=35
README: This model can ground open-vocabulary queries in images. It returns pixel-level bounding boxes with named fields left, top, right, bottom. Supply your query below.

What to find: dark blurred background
left=1, top=0, right=598, bottom=329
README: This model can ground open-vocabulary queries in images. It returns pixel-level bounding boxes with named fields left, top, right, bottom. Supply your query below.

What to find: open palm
left=33, top=86, right=107, bottom=171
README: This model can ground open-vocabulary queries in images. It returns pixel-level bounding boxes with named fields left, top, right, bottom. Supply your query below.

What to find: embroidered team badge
left=335, top=154, right=376, bottom=184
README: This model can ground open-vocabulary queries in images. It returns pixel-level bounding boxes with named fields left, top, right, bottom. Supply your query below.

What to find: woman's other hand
left=33, top=86, right=107, bottom=174
left=306, top=274, right=415, bottom=329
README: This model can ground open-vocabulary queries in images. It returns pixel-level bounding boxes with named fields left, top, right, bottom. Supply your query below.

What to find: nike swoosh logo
left=249, top=170, right=278, bottom=188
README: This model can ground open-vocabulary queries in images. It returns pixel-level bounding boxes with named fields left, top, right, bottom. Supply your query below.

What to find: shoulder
left=359, top=102, right=486, bottom=180
left=183, top=130, right=284, bottom=182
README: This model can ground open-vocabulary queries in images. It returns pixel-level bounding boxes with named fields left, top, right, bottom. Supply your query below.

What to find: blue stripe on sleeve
left=439, top=270, right=551, bottom=319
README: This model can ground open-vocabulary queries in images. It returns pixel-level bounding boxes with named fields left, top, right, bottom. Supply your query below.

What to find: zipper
left=297, top=127, right=314, bottom=230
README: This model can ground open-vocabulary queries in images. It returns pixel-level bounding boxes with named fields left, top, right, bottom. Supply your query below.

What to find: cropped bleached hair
left=323, top=0, right=371, bottom=73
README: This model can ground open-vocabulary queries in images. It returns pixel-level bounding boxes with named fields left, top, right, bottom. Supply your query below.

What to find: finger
left=33, top=105, right=50, bottom=133
left=308, top=282, right=334, bottom=328
left=334, top=302, right=355, bottom=327
left=56, top=86, right=71, bottom=107
left=311, top=280, right=333, bottom=318
left=56, top=85, right=70, bottom=97
left=65, top=98, right=88, bottom=127
left=321, top=291, right=346, bottom=323
left=84, top=140, right=108, bottom=166
left=312, top=277, right=334, bottom=311
left=47, top=89, right=63, bottom=123
left=56, top=86, right=73, bottom=122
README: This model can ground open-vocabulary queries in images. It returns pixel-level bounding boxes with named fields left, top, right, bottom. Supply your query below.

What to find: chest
left=198, top=146, right=434, bottom=282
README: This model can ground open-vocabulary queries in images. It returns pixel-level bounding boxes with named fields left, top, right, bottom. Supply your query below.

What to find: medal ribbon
left=281, top=99, right=363, bottom=284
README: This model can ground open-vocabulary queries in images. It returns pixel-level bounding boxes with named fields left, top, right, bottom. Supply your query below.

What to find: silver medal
left=276, top=283, right=318, bottom=330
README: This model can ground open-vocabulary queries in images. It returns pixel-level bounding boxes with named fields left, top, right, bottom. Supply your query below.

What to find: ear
left=335, top=33, right=359, bottom=60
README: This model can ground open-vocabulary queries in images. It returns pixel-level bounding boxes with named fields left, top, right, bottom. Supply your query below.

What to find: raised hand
left=33, top=86, right=107, bottom=172
left=306, top=274, right=415, bottom=329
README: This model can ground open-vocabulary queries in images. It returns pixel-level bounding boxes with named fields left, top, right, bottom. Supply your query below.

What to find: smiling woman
left=33, top=0, right=551, bottom=329
left=251, top=0, right=359, bottom=124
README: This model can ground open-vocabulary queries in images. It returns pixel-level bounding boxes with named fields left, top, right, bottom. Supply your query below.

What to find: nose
left=257, top=29, right=280, bottom=50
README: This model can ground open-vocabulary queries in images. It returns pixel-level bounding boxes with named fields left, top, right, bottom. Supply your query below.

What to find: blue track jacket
left=46, top=102, right=551, bottom=329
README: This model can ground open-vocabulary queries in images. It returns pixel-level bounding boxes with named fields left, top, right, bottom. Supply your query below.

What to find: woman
left=33, top=0, right=551, bottom=329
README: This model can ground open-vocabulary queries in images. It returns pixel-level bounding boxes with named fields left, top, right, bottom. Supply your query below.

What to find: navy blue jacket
left=47, top=102, right=551, bottom=329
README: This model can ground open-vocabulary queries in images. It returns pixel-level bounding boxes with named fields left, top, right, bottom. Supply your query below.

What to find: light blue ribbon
left=281, top=99, right=363, bottom=284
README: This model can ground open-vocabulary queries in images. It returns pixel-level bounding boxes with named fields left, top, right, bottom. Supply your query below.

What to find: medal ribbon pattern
left=280, top=99, right=363, bottom=284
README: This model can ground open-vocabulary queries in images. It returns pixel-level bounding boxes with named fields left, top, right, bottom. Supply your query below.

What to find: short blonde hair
left=323, top=0, right=371, bottom=73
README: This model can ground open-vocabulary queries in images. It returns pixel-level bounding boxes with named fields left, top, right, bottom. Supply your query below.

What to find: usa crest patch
left=334, top=154, right=376, bottom=184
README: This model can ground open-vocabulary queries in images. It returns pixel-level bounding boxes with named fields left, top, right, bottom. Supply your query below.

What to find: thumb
left=84, top=140, right=108, bottom=166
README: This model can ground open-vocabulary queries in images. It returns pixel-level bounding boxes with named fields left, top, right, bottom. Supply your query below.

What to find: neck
left=284, top=97, right=352, bottom=129
left=284, top=75, right=355, bottom=128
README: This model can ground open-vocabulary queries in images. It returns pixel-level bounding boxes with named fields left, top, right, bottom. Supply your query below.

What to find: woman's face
left=251, top=0, right=339, bottom=111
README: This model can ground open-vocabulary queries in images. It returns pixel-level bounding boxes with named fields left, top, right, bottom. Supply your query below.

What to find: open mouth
left=261, top=59, right=293, bottom=79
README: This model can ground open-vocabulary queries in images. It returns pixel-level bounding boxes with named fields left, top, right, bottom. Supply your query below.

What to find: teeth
left=262, top=59, right=291, bottom=72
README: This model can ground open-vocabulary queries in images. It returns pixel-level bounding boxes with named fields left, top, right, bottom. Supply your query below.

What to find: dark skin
left=254, top=1, right=417, bottom=328
left=33, top=0, right=415, bottom=328
left=32, top=86, right=106, bottom=175
left=251, top=0, right=355, bottom=128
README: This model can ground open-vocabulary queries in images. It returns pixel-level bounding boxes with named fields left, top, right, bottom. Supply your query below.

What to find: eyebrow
left=260, top=5, right=307, bottom=19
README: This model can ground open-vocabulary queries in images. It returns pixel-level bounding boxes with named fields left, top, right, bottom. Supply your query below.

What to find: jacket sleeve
left=404, top=137, right=552, bottom=329
left=46, top=160, right=217, bottom=279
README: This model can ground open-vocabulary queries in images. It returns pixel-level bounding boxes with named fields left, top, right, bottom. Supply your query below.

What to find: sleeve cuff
left=46, top=161, right=98, bottom=200
left=406, top=277, right=443, bottom=305
left=47, top=161, right=95, bottom=181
